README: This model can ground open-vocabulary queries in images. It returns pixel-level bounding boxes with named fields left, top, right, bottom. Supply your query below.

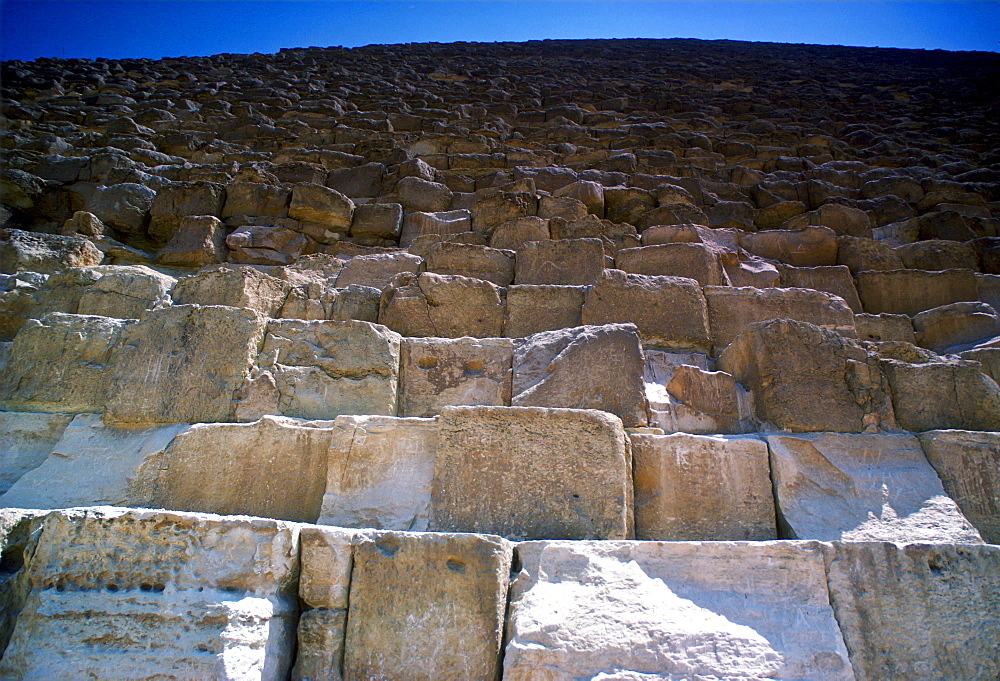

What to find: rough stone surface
left=335, top=251, right=423, bottom=291
left=512, top=324, right=648, bottom=427
left=400, top=336, right=512, bottom=417
left=75, top=265, right=175, bottom=319
left=503, top=284, right=586, bottom=338
left=768, top=432, right=982, bottom=543
left=514, top=238, right=605, bottom=285
left=1, top=229, right=103, bottom=274
left=0, top=411, right=74, bottom=495
left=505, top=540, right=854, bottom=681
left=856, top=268, right=979, bottom=316
left=431, top=406, right=632, bottom=540
left=379, top=271, right=504, bottom=338
left=171, top=265, right=291, bottom=317
left=880, top=356, right=1000, bottom=432
left=616, top=242, right=725, bottom=286
left=632, top=433, right=775, bottom=541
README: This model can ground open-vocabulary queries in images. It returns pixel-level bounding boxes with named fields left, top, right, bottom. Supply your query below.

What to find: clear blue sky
left=1, top=1, right=998, bottom=62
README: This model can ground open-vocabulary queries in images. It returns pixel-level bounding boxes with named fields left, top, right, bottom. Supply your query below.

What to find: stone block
left=131, top=416, right=334, bottom=523
left=344, top=531, right=513, bottom=681
left=718, top=319, right=895, bottom=433
left=854, top=312, right=915, bottom=343
left=823, top=542, right=1000, bottom=681
left=704, top=286, right=856, bottom=352
left=0, top=313, right=131, bottom=414
left=488, top=216, right=550, bottom=251
left=912, top=301, right=1000, bottom=353
left=76, top=265, right=175, bottom=319
left=503, top=284, right=585, bottom=337
left=777, top=264, right=863, bottom=313
left=0, top=412, right=74, bottom=495
left=880, top=356, right=1000, bottom=431
left=512, top=324, right=647, bottom=427
left=856, top=268, right=979, bottom=316
left=349, top=202, right=402, bottom=240
left=171, top=265, right=291, bottom=317
left=917, top=430, right=1000, bottom=544
left=504, top=540, right=854, bottom=680
left=397, top=176, right=454, bottom=213
left=319, top=415, right=438, bottom=531
left=105, top=304, right=267, bottom=425
left=379, top=272, right=504, bottom=338
left=148, top=181, right=226, bottom=243
left=470, top=191, right=537, bottom=237
left=254, top=319, right=401, bottom=420
left=400, top=336, right=513, bottom=417
left=582, top=268, right=711, bottom=351
left=0, top=507, right=300, bottom=681
left=514, top=237, right=605, bottom=285
left=615, top=242, right=725, bottom=286
left=221, top=181, right=291, bottom=218
left=768, top=432, right=982, bottom=542
left=326, top=162, right=385, bottom=199
left=0, top=228, right=103, bottom=274
left=631, top=433, right=775, bottom=540
left=739, top=225, right=838, bottom=266
left=430, top=406, right=632, bottom=540
left=335, top=251, right=423, bottom=290
left=0, top=413, right=186, bottom=511
left=399, top=209, right=471, bottom=246
left=426, top=241, right=515, bottom=286
left=155, top=215, right=228, bottom=266
left=288, top=182, right=354, bottom=230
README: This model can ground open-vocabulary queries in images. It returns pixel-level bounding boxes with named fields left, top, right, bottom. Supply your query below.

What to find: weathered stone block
left=912, top=301, right=1000, bottom=353
left=512, top=324, right=647, bottom=427
left=400, top=336, right=512, bottom=417
left=632, top=433, right=775, bottom=540
left=399, top=209, right=471, bottom=246
left=171, top=265, right=291, bottom=317
left=0, top=228, right=103, bottom=274
left=430, top=406, right=632, bottom=540
left=582, top=268, right=711, bottom=351
left=379, top=272, right=504, bottom=338
left=254, top=319, right=401, bottom=419
left=0, top=412, right=74, bottom=495
left=344, top=531, right=513, bottom=681
left=514, top=237, right=605, bottom=285
left=823, top=542, right=1000, bottom=681
left=319, top=415, right=438, bottom=531
left=917, top=430, right=1000, bottom=544
left=615, top=242, right=725, bottom=286
left=777, top=263, right=863, bottom=313
left=504, top=284, right=585, bottom=337
left=105, top=304, right=267, bottom=425
left=221, top=181, right=291, bottom=218
left=880, top=356, right=1000, bottom=432
left=426, top=241, right=515, bottom=286
left=504, top=541, right=854, bottom=680
left=335, top=251, right=423, bottom=291
left=349, top=201, right=402, bottom=240
left=740, top=225, right=838, bottom=266
left=854, top=312, right=915, bottom=343
left=768, top=432, right=982, bottom=542
left=856, top=268, right=979, bottom=316
left=288, top=182, right=354, bottom=230
left=76, top=265, right=175, bottom=319
left=0, top=313, right=131, bottom=414
left=488, top=216, right=550, bottom=251
left=156, top=215, right=228, bottom=266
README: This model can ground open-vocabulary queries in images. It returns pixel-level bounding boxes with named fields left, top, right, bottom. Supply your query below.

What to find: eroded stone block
left=400, top=336, right=512, bottom=417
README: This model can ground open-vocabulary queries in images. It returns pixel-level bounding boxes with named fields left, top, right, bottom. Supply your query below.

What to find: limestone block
left=512, top=324, right=647, bottom=427
left=288, top=182, right=353, bottom=230
left=917, top=430, right=1000, bottom=543
left=722, top=252, right=782, bottom=287
left=470, top=190, right=537, bottom=237
left=0, top=228, right=103, bottom=274
left=326, top=162, right=385, bottom=199
left=504, top=540, right=854, bottom=680
left=430, top=406, right=632, bottom=540
left=221, top=181, right=291, bottom=218
left=105, top=304, right=267, bottom=425
left=632, top=433, right=775, bottom=540
left=582, top=268, right=711, bottom=351
left=895, top=238, right=978, bottom=271
left=76, top=265, right=175, bottom=319
left=768, top=432, right=982, bottom=542
left=0, top=313, right=131, bottom=414
left=335, top=251, right=423, bottom=290
left=538, top=194, right=588, bottom=220
left=156, top=214, right=228, bottom=266
left=349, top=201, right=402, bottom=240
left=503, top=284, right=586, bottom=337
left=855, top=268, right=979, bottom=316
left=912, top=301, right=1000, bottom=353
left=783, top=202, right=872, bottom=237
left=553, top=179, right=604, bottom=216
left=660, top=364, right=752, bottom=433
left=0, top=412, right=74, bottom=495
left=514, top=237, right=605, bottom=285
left=148, top=180, right=226, bottom=243
left=426, top=241, right=515, bottom=286
left=293, top=609, right=347, bottom=681
left=488, top=216, right=550, bottom=251
left=171, top=265, right=291, bottom=317
left=319, top=415, right=438, bottom=531
left=880, top=356, right=1000, bottom=431
left=400, top=336, right=512, bottom=417
left=604, top=186, right=655, bottom=224
left=718, top=319, right=895, bottom=433
left=397, top=176, right=454, bottom=213
left=344, top=531, right=512, bottom=681
left=0, top=507, right=300, bottom=681
left=616, top=242, right=725, bottom=286
left=379, top=272, right=504, bottom=338
left=255, top=319, right=401, bottom=419
left=854, top=312, right=915, bottom=343
left=705, top=286, right=856, bottom=352
left=739, top=225, right=838, bottom=266
left=961, top=345, right=1000, bottom=383
left=399, top=209, right=471, bottom=246
left=131, top=416, right=334, bottom=523
left=823, top=542, right=1000, bottom=681
left=0, top=285, right=37, bottom=341
left=777, top=264, right=863, bottom=313
left=86, top=182, right=156, bottom=237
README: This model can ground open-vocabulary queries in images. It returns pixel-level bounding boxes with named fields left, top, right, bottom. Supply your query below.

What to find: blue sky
left=1, top=1, right=998, bottom=62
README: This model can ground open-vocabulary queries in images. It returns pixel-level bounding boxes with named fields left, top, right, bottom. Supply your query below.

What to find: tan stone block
left=426, top=241, right=515, bottom=286
left=400, top=337, right=512, bottom=417
left=505, top=541, right=853, bottom=680
left=665, top=364, right=740, bottom=418
left=335, top=252, right=423, bottom=291
left=513, top=237, right=606, bottom=286
left=740, top=225, right=837, bottom=266
left=399, top=209, right=471, bottom=247
left=632, top=433, right=775, bottom=540
left=76, top=265, right=175, bottom=318
left=615, top=242, right=725, bottom=286
left=487, top=216, right=550, bottom=251
left=171, top=264, right=291, bottom=317
left=823, top=542, right=1000, bottom=681
left=0, top=412, right=74, bottom=495
left=343, top=531, right=513, bottom=681
left=777, top=263, right=863, bottom=313
left=431, top=406, right=632, bottom=540
left=288, top=182, right=354, bottom=229
left=854, top=312, right=915, bottom=343
left=768, top=432, right=982, bottom=542
left=319, top=415, right=438, bottom=531
left=880, top=356, right=1000, bottom=431
left=503, top=284, right=586, bottom=337
left=912, top=301, right=1000, bottom=353
left=293, top=609, right=348, bottom=681
left=0, top=313, right=132, bottom=414
left=156, top=214, right=228, bottom=266
left=221, top=181, right=291, bottom=218
left=856, top=268, right=978, bottom=316
left=379, top=272, right=504, bottom=338
left=105, top=304, right=267, bottom=425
